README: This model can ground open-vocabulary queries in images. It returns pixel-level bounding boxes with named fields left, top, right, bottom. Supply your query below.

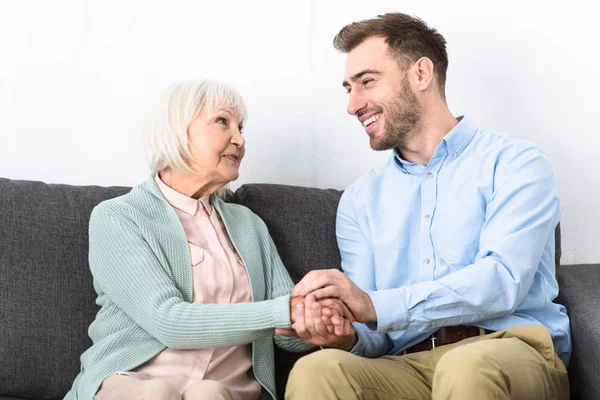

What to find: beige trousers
left=286, top=325, right=569, bottom=400
left=94, top=375, right=242, bottom=400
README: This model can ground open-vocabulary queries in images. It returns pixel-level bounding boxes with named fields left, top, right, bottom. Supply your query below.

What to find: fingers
left=328, top=309, right=344, bottom=336
left=321, top=314, right=336, bottom=335
left=292, top=298, right=309, bottom=340
left=318, top=298, right=355, bottom=322
left=292, top=270, right=326, bottom=296
left=330, top=311, right=343, bottom=327
left=312, top=286, right=342, bottom=300
left=343, top=316, right=351, bottom=336
left=293, top=269, right=341, bottom=296
left=304, top=296, right=315, bottom=337
left=310, top=301, right=328, bottom=337
left=319, top=307, right=347, bottom=336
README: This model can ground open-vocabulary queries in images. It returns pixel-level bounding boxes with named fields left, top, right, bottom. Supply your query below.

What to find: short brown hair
left=334, top=13, right=448, bottom=96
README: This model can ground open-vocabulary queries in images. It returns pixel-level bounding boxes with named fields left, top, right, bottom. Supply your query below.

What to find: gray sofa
left=0, top=177, right=598, bottom=400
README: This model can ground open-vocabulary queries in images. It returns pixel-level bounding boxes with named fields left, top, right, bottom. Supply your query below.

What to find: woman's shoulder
left=91, top=178, right=166, bottom=225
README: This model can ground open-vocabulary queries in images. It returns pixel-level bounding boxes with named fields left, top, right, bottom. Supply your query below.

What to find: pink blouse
left=115, top=175, right=261, bottom=400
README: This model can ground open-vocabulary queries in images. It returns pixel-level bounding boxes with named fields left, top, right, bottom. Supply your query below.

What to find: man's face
left=343, top=36, right=421, bottom=150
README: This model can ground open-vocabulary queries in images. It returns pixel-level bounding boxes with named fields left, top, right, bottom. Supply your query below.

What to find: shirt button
left=423, top=258, right=431, bottom=265
left=426, top=172, right=434, bottom=179
left=386, top=328, right=393, bottom=333
left=424, top=215, right=431, bottom=221
left=451, top=152, right=457, bottom=157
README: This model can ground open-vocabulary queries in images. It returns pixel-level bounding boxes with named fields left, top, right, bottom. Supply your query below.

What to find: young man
left=285, top=13, right=570, bottom=400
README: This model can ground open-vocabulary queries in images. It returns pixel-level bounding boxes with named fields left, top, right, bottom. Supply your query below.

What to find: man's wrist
left=361, top=292, right=377, bottom=323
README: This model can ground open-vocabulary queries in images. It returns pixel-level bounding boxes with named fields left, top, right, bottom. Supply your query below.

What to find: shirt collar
left=439, top=116, right=477, bottom=159
left=154, top=174, right=212, bottom=216
left=393, top=116, right=477, bottom=170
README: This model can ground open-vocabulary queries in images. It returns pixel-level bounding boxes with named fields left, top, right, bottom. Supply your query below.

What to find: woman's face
left=187, top=104, right=245, bottom=186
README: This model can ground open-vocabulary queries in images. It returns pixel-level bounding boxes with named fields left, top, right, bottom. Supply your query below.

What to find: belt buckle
left=431, top=335, right=438, bottom=349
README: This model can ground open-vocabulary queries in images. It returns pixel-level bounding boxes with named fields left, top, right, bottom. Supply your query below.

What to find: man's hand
left=290, top=295, right=355, bottom=324
left=292, top=269, right=377, bottom=323
left=290, top=294, right=357, bottom=350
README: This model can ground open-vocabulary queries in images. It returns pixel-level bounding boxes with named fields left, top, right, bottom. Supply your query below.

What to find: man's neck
left=396, top=108, right=458, bottom=166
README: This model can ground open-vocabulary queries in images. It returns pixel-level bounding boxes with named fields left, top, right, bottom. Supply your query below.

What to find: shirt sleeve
left=336, top=190, right=395, bottom=357
left=367, top=146, right=561, bottom=334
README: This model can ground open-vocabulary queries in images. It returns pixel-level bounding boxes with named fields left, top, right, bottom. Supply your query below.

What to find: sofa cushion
left=0, top=178, right=130, bottom=399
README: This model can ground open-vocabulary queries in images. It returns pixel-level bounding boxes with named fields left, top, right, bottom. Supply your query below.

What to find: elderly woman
left=64, top=80, right=352, bottom=400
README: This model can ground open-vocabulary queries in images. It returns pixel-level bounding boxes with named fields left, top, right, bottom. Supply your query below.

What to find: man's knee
left=433, top=345, right=508, bottom=395
left=290, top=349, right=353, bottom=378
left=183, top=380, right=234, bottom=400
left=142, top=379, right=181, bottom=400
left=287, top=349, right=357, bottom=398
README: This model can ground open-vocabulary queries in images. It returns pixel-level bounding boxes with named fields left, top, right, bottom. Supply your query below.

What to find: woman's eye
left=217, top=117, right=228, bottom=125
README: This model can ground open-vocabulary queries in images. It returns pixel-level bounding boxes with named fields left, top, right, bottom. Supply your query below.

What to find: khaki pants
left=94, top=375, right=242, bottom=400
left=286, top=325, right=569, bottom=400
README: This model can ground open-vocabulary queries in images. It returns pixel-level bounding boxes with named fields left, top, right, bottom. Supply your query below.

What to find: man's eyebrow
left=342, top=69, right=381, bottom=87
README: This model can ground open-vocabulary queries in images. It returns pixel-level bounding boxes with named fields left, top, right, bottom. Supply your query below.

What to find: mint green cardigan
left=64, top=176, right=313, bottom=400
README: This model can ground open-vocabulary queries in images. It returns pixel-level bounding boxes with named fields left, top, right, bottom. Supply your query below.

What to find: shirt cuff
left=273, top=295, right=292, bottom=328
left=349, top=322, right=368, bottom=356
left=365, top=288, right=409, bottom=333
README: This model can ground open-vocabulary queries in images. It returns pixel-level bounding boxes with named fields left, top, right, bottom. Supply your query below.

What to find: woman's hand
left=277, top=295, right=357, bottom=351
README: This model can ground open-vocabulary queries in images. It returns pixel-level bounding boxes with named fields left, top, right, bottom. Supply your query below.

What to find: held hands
left=276, top=269, right=377, bottom=350
left=276, top=294, right=357, bottom=350
left=292, top=269, right=377, bottom=323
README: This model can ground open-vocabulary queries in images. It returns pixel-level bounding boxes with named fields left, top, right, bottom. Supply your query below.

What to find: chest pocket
left=432, top=194, right=486, bottom=267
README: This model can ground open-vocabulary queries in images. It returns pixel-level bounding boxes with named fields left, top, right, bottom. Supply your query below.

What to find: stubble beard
left=369, top=78, right=422, bottom=151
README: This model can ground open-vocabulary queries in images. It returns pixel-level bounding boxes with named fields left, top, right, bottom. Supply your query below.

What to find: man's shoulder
left=342, top=158, right=396, bottom=203
left=474, top=126, right=547, bottom=162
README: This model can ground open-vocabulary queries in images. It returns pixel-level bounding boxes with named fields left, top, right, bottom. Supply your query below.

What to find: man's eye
left=344, top=88, right=351, bottom=94
left=362, top=78, right=374, bottom=86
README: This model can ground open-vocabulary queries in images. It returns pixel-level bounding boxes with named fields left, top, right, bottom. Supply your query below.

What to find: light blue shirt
left=337, top=116, right=571, bottom=366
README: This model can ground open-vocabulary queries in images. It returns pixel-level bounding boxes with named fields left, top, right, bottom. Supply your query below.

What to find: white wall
left=1, top=0, right=598, bottom=265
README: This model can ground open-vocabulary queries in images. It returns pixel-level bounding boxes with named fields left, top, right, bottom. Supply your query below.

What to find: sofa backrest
left=0, top=178, right=130, bottom=399
left=234, top=184, right=344, bottom=283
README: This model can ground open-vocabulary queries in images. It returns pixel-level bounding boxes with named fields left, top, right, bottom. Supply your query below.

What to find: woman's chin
left=226, top=171, right=240, bottom=183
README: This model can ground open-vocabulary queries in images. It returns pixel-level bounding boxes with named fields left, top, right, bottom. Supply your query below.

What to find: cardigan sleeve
left=88, top=204, right=293, bottom=350
left=265, top=236, right=316, bottom=353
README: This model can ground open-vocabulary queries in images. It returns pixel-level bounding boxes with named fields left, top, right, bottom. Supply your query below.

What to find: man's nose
left=347, top=90, right=367, bottom=116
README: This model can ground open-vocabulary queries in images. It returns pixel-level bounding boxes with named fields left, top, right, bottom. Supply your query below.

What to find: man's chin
left=369, top=135, right=394, bottom=151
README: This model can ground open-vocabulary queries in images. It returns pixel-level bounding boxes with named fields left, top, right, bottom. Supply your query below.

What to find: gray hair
left=144, top=79, right=247, bottom=198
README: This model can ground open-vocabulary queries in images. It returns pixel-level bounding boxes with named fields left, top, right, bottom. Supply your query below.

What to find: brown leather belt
left=403, top=325, right=495, bottom=354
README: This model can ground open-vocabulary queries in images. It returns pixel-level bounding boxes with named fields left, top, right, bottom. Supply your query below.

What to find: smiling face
left=343, top=36, right=422, bottom=150
left=186, top=105, right=245, bottom=187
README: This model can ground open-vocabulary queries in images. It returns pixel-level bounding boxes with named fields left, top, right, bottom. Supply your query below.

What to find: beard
left=369, top=76, right=422, bottom=151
